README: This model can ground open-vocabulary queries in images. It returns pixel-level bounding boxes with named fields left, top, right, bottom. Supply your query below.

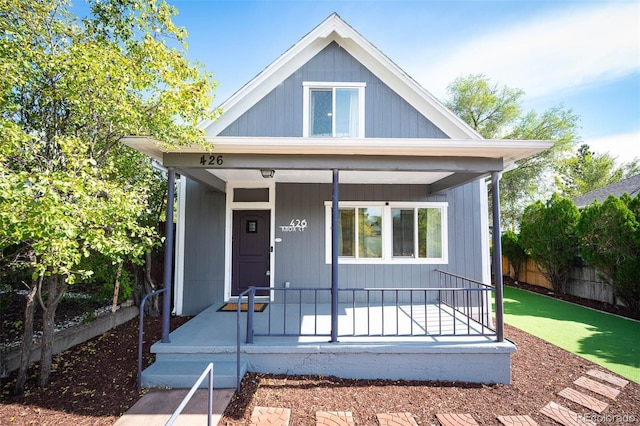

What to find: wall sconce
left=261, top=169, right=275, bottom=179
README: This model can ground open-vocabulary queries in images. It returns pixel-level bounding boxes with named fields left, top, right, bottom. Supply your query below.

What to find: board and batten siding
left=180, top=178, right=487, bottom=312
left=273, top=181, right=485, bottom=303
left=217, top=42, right=447, bottom=139
left=181, top=179, right=226, bottom=315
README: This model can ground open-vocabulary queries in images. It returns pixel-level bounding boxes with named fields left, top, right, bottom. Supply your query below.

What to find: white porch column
left=491, top=171, right=505, bottom=342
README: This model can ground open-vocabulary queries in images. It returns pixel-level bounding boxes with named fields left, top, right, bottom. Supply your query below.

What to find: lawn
left=502, top=286, right=639, bottom=383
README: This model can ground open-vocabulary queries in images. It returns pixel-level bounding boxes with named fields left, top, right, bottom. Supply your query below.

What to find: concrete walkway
left=113, top=387, right=234, bottom=426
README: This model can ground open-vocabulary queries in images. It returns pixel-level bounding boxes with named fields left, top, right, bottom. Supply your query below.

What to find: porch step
left=141, top=359, right=247, bottom=389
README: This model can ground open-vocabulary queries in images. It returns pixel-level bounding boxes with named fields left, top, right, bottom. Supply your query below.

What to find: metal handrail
left=236, top=287, right=256, bottom=393
left=165, top=362, right=214, bottom=426
left=249, top=285, right=495, bottom=339
left=137, top=288, right=166, bottom=389
left=436, top=269, right=495, bottom=334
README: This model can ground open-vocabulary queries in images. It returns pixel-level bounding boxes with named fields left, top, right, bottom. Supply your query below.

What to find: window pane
left=358, top=207, right=382, bottom=258
left=418, top=208, right=442, bottom=258
left=392, top=209, right=414, bottom=257
left=310, top=90, right=332, bottom=136
left=338, top=209, right=355, bottom=257
left=335, top=88, right=359, bottom=137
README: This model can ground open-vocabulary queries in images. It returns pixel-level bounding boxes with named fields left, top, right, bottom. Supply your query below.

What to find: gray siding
left=273, top=181, right=484, bottom=303
left=219, top=42, right=447, bottom=139
left=182, top=178, right=226, bottom=315
left=179, top=179, right=486, bottom=310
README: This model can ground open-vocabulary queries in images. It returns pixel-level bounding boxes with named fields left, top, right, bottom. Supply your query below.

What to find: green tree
left=578, top=194, right=640, bottom=313
left=519, top=193, right=580, bottom=293
left=0, top=0, right=219, bottom=392
left=501, top=230, right=527, bottom=281
left=446, top=74, right=580, bottom=229
left=556, top=144, right=640, bottom=198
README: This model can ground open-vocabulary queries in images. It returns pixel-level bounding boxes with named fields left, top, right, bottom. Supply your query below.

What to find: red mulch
left=1, top=284, right=638, bottom=425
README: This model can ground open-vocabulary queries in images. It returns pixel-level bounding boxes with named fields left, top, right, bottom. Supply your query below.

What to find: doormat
left=218, top=302, right=268, bottom=312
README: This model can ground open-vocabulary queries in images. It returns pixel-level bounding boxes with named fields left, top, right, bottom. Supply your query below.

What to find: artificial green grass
left=501, top=286, right=639, bottom=383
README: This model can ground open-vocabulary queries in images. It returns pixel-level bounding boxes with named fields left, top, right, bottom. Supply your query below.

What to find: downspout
left=331, top=169, right=339, bottom=343
left=491, top=171, right=504, bottom=342
left=162, top=167, right=176, bottom=343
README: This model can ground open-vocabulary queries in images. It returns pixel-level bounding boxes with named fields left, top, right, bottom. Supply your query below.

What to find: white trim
left=324, top=201, right=448, bottom=265
left=479, top=178, right=493, bottom=327
left=173, top=175, right=187, bottom=315
left=224, top=181, right=276, bottom=302
left=122, top=136, right=553, bottom=170
left=303, top=82, right=366, bottom=138
left=480, top=178, right=491, bottom=286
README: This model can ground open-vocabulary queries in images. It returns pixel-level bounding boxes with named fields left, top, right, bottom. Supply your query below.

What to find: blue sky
left=167, top=1, right=639, bottom=161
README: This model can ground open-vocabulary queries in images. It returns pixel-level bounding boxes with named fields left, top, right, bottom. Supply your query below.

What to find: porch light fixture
left=261, top=169, right=275, bottom=178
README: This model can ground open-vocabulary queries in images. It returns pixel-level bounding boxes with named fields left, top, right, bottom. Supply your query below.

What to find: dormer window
left=303, top=82, right=365, bottom=138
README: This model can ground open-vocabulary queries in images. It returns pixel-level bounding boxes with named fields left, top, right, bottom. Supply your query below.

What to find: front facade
left=126, top=14, right=551, bottom=386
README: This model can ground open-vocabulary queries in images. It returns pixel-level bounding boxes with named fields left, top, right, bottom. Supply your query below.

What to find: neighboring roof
left=199, top=13, right=482, bottom=140
left=573, top=173, right=640, bottom=208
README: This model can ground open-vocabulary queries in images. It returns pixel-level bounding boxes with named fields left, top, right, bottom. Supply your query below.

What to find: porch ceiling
left=206, top=169, right=453, bottom=185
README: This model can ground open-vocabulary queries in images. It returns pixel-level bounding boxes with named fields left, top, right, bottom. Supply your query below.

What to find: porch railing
left=237, top=278, right=494, bottom=344
left=235, top=274, right=495, bottom=391
left=436, top=269, right=495, bottom=333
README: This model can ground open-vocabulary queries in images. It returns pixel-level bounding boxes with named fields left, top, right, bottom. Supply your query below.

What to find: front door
left=231, top=210, right=271, bottom=296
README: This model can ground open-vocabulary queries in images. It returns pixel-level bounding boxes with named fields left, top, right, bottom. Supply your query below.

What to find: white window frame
left=324, top=201, right=449, bottom=264
left=303, top=82, right=366, bottom=138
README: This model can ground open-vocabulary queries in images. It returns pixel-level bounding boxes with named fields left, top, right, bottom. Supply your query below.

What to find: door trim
left=224, top=181, right=275, bottom=302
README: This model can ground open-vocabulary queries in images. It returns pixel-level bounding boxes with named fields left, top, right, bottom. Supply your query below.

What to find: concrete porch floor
left=141, top=302, right=515, bottom=387
left=157, top=301, right=496, bottom=348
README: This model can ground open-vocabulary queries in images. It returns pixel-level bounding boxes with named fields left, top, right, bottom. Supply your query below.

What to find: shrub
left=519, top=193, right=580, bottom=292
left=501, top=230, right=527, bottom=281
left=578, top=194, right=640, bottom=313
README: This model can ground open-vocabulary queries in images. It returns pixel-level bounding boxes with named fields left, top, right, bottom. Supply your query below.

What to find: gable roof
left=573, top=173, right=640, bottom=208
left=199, top=13, right=481, bottom=140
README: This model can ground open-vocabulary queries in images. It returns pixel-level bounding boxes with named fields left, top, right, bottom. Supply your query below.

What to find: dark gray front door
left=232, top=210, right=271, bottom=296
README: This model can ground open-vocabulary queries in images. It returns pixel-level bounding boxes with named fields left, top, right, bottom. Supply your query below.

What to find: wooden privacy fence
left=502, top=257, right=552, bottom=289
left=501, top=256, right=621, bottom=306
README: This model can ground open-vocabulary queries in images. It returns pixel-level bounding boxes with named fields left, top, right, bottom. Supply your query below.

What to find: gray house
left=125, top=13, right=551, bottom=388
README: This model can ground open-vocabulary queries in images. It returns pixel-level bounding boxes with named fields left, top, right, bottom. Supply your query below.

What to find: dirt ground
left=1, top=286, right=639, bottom=425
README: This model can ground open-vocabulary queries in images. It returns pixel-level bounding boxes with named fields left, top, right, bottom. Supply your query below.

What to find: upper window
left=324, top=202, right=448, bottom=264
left=303, top=82, right=365, bottom=138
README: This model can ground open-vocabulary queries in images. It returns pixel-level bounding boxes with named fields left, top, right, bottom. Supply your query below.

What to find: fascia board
left=123, top=135, right=552, bottom=169
left=335, top=37, right=481, bottom=140
left=200, top=16, right=345, bottom=135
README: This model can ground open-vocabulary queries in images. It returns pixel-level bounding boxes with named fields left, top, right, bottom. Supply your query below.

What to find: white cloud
left=584, top=131, right=640, bottom=163
left=418, top=2, right=640, bottom=100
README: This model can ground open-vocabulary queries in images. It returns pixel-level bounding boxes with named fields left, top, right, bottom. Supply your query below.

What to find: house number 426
left=279, top=219, right=308, bottom=232
left=199, top=154, right=223, bottom=166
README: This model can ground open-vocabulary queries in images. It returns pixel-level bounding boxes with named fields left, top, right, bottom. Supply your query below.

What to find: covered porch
left=142, top=281, right=515, bottom=389
left=124, top=136, right=552, bottom=388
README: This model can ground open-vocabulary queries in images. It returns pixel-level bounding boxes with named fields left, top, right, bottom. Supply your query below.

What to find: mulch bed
left=1, top=284, right=638, bottom=425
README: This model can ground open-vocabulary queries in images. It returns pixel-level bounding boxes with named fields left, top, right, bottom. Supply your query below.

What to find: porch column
left=331, top=169, right=339, bottom=343
left=491, top=171, right=504, bottom=342
left=161, top=167, right=176, bottom=343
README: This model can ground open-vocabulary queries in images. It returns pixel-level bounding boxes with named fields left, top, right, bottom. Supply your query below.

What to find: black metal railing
left=234, top=276, right=495, bottom=391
